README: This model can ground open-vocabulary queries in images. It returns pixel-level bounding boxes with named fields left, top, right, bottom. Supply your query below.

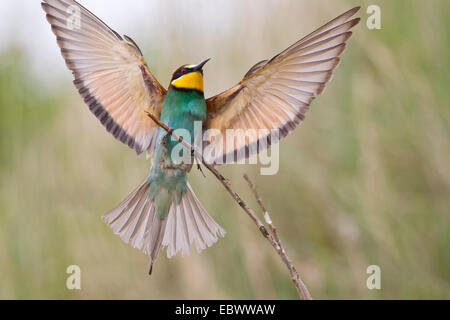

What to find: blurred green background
left=0, top=0, right=449, bottom=299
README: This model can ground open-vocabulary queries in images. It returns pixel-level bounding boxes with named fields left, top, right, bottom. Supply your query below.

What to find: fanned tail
left=102, top=179, right=225, bottom=274
left=162, top=182, right=226, bottom=258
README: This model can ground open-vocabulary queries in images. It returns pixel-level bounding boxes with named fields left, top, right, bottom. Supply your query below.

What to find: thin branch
left=145, top=111, right=312, bottom=300
left=244, top=174, right=312, bottom=300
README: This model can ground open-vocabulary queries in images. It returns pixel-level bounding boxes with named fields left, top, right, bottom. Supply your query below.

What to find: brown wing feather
left=42, top=0, right=166, bottom=155
left=205, top=7, right=360, bottom=165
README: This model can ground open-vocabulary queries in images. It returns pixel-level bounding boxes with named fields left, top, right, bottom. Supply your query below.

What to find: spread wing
left=42, top=0, right=167, bottom=155
left=204, top=7, right=360, bottom=165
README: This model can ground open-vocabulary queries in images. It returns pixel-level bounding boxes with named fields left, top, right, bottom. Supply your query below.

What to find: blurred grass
left=0, top=0, right=449, bottom=299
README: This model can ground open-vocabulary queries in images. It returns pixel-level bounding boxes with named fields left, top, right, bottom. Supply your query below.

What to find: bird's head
left=170, top=58, right=210, bottom=93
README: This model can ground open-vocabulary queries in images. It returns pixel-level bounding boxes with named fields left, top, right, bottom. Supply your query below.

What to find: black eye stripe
left=173, top=71, right=183, bottom=80
left=172, top=68, right=194, bottom=81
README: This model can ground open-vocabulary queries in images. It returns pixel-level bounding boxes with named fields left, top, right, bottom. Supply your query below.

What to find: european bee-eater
left=42, top=0, right=360, bottom=273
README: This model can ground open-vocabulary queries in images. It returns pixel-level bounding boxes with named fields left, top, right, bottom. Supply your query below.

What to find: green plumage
left=148, top=88, right=206, bottom=219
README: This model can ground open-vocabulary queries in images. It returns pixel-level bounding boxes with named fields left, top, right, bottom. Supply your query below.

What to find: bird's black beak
left=192, top=58, right=211, bottom=72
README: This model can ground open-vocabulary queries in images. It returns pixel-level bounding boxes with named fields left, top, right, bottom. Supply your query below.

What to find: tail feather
left=102, top=179, right=225, bottom=273
left=104, top=180, right=152, bottom=246
left=163, top=183, right=226, bottom=258
left=146, top=213, right=167, bottom=274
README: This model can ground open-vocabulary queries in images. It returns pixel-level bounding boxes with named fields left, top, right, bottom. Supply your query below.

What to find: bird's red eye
left=182, top=69, right=187, bottom=74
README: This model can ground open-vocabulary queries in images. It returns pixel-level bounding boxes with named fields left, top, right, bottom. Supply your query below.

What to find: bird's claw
left=163, top=128, right=174, bottom=140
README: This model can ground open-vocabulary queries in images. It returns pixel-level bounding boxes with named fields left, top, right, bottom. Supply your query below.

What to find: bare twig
left=145, top=111, right=312, bottom=300
left=244, top=174, right=312, bottom=300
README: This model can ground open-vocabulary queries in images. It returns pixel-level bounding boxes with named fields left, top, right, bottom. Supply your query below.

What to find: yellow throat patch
left=171, top=71, right=204, bottom=92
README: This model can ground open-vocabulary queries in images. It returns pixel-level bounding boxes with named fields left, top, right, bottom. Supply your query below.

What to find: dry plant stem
left=145, top=111, right=312, bottom=300
left=243, top=174, right=313, bottom=300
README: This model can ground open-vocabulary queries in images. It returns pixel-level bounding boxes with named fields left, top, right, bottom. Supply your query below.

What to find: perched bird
left=42, top=0, right=360, bottom=273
